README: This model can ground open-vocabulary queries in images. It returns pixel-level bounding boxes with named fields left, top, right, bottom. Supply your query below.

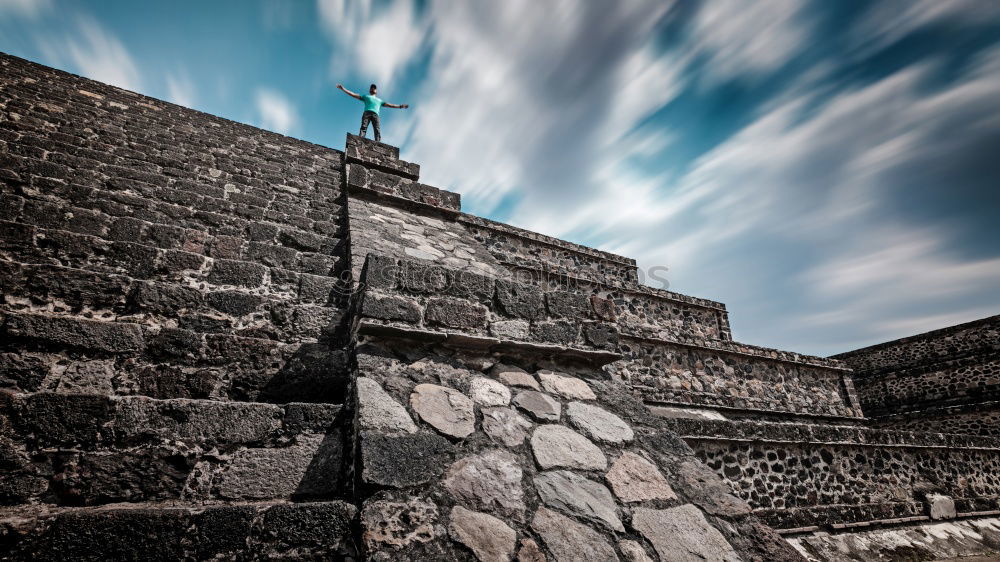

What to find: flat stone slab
left=357, top=377, right=417, bottom=434
left=482, top=407, right=533, bottom=447
left=534, top=470, right=623, bottom=532
left=619, top=540, right=654, bottom=562
left=469, top=377, right=511, bottom=407
left=530, top=425, right=606, bottom=471
left=531, top=506, right=617, bottom=562
left=411, top=383, right=476, bottom=438
left=928, top=494, right=956, bottom=520
left=538, top=371, right=596, bottom=400
left=632, top=504, right=741, bottom=562
left=512, top=390, right=561, bottom=422
left=606, top=451, right=676, bottom=503
left=566, top=402, right=633, bottom=444
left=443, top=449, right=525, bottom=519
left=491, top=364, right=540, bottom=391
left=449, top=506, right=517, bottom=562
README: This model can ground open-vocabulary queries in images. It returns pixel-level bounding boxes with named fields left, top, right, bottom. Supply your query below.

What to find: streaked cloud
left=255, top=88, right=298, bottom=135
left=36, top=15, right=141, bottom=91
left=165, top=71, right=196, bottom=108
left=0, top=0, right=52, bottom=19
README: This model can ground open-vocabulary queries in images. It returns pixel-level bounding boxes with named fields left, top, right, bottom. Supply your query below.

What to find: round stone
left=469, top=377, right=511, bottom=407
left=531, top=507, right=617, bottom=562
left=537, top=371, right=596, bottom=400
left=566, top=402, right=634, bottom=444
left=410, top=383, right=475, bottom=438
left=443, top=449, right=525, bottom=518
left=482, top=407, right=533, bottom=447
left=491, top=363, right=540, bottom=390
left=534, top=470, right=624, bottom=532
left=448, top=506, right=517, bottom=562
left=512, top=390, right=561, bottom=422
left=606, top=451, right=677, bottom=503
left=530, top=425, right=606, bottom=470
left=632, top=505, right=741, bottom=562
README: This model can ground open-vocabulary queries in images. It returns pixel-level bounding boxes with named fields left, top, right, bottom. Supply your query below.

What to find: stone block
left=546, top=291, right=591, bottom=318
left=361, top=291, right=422, bottom=323
left=534, top=470, right=623, bottom=532
left=489, top=320, right=530, bottom=340
left=927, top=494, right=956, bottom=520
left=425, top=297, right=488, bottom=329
left=631, top=504, right=741, bottom=562
left=589, top=295, right=617, bottom=321
left=400, top=261, right=448, bottom=293
left=361, top=253, right=400, bottom=290
left=2, top=313, right=145, bottom=354
left=512, top=390, right=561, bottom=422
left=530, top=425, right=606, bottom=471
left=126, top=281, right=204, bottom=316
left=495, top=279, right=544, bottom=320
left=113, top=398, right=284, bottom=446
left=530, top=506, right=617, bottom=562
left=206, top=290, right=264, bottom=316
left=446, top=269, right=494, bottom=303
left=410, top=383, right=476, bottom=438
left=443, top=449, right=525, bottom=519
left=584, top=323, right=619, bottom=349
left=538, top=371, right=596, bottom=400
left=605, top=451, right=677, bottom=503
left=532, top=320, right=578, bottom=345
left=357, top=377, right=417, bottom=434
left=206, top=259, right=267, bottom=287
left=7, top=393, right=113, bottom=447
left=360, top=431, right=454, bottom=487
left=565, top=402, right=633, bottom=444
left=448, top=506, right=517, bottom=562
left=216, top=434, right=339, bottom=499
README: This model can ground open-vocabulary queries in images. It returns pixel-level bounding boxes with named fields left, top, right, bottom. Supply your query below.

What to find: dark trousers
left=359, top=110, right=381, bottom=141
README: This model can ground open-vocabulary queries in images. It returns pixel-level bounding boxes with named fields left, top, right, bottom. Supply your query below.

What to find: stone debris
left=631, top=504, right=741, bottom=562
left=361, top=497, right=439, bottom=550
left=530, top=425, right=607, bottom=470
left=537, top=371, right=597, bottom=400
left=356, top=377, right=418, bottom=434
left=512, top=390, right=561, bottom=422
left=443, top=449, right=526, bottom=518
left=410, top=383, right=476, bottom=438
left=469, top=376, right=512, bottom=407
left=448, top=506, right=517, bottom=562
left=605, top=451, right=677, bottom=503
left=482, top=407, right=533, bottom=447
left=491, top=363, right=540, bottom=390
left=531, top=506, right=618, bottom=562
left=566, top=401, right=634, bottom=444
left=534, top=470, right=624, bottom=532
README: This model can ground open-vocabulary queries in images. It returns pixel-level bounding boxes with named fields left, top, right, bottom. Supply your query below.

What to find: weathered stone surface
left=360, top=431, right=454, bottom=487
left=443, top=449, right=525, bottom=518
left=362, top=497, right=439, bottom=550
left=425, top=296, right=488, bottom=329
left=448, top=506, right=517, bottom=562
left=361, top=291, right=421, bottom=323
left=606, top=451, right=676, bottom=503
left=619, top=540, right=654, bottom=562
left=532, top=320, right=578, bottom=345
left=632, top=505, right=741, bottom=562
left=491, top=363, right=539, bottom=390
left=546, top=291, right=591, bottom=318
left=538, top=371, right=596, bottom=400
left=566, top=402, right=633, bottom=444
left=3, top=313, right=144, bottom=354
left=489, top=320, right=530, bottom=340
left=410, top=383, right=476, bottom=438
left=530, top=425, right=607, bottom=470
left=482, top=407, right=533, bottom=447
left=495, top=280, right=545, bottom=320
left=531, top=507, right=617, bottom=562
left=516, top=538, right=546, bottom=562
left=357, top=377, right=417, bottom=434
left=215, top=434, right=338, bottom=499
left=513, top=390, right=561, bottom=422
left=583, top=323, right=619, bottom=349
left=470, top=377, right=512, bottom=407
left=534, top=470, right=624, bottom=532
left=927, top=494, right=956, bottom=520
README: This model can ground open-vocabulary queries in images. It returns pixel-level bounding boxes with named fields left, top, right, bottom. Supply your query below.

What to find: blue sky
left=2, top=0, right=999, bottom=356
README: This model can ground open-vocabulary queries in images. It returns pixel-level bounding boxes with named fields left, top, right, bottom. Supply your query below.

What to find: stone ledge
left=357, top=320, right=621, bottom=366
left=345, top=181, right=460, bottom=218
left=620, top=333, right=850, bottom=372
left=345, top=133, right=420, bottom=179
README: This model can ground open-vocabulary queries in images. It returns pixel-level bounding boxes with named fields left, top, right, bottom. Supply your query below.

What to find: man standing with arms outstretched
left=337, top=83, right=409, bottom=142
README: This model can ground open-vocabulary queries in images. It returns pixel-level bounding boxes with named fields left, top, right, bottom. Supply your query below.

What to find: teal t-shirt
left=361, top=94, right=384, bottom=115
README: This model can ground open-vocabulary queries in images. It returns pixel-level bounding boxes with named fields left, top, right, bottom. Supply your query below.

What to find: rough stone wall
left=836, top=315, right=1000, bottom=434
left=348, top=254, right=800, bottom=561
left=670, top=419, right=1000, bottom=529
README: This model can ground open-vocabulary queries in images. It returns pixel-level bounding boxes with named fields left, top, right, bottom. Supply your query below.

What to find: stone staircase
left=1, top=52, right=357, bottom=558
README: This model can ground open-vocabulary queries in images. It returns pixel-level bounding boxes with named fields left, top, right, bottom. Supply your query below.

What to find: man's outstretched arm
left=383, top=102, right=410, bottom=109
left=336, top=84, right=362, bottom=100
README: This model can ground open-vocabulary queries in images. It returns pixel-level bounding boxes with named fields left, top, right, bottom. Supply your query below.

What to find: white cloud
left=255, top=88, right=299, bottom=135
left=165, top=71, right=196, bottom=108
left=317, top=0, right=424, bottom=85
left=36, top=16, right=142, bottom=91
left=854, top=0, right=1000, bottom=53
left=0, top=0, right=52, bottom=19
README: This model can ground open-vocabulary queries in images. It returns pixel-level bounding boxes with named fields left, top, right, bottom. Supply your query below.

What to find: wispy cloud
left=36, top=15, right=142, bottom=91
left=165, top=71, right=196, bottom=108
left=317, top=0, right=424, bottom=85
left=255, top=88, right=299, bottom=135
left=0, top=0, right=52, bottom=19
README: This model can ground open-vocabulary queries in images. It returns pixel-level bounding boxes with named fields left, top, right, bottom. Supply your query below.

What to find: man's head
left=369, top=84, right=377, bottom=95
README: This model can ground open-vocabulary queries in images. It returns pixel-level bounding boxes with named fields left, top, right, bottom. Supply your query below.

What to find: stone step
left=1, top=311, right=351, bottom=402
left=1, top=260, right=347, bottom=340
left=0, top=221, right=344, bottom=295
left=1, top=191, right=346, bottom=275
left=0, top=499, right=357, bottom=560
left=2, top=392, right=348, bottom=507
